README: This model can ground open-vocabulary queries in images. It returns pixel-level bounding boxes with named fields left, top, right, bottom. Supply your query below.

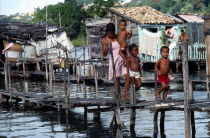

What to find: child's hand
left=158, top=71, right=162, bottom=76
left=123, top=59, right=129, bottom=67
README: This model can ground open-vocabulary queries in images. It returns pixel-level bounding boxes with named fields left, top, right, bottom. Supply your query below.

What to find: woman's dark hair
left=106, top=23, right=115, bottom=32
left=129, top=44, right=138, bottom=52
left=160, top=46, right=169, bottom=52
left=101, top=23, right=115, bottom=38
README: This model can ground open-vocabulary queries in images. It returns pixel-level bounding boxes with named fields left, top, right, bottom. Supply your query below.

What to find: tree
left=32, top=2, right=87, bottom=39
left=86, top=0, right=118, bottom=18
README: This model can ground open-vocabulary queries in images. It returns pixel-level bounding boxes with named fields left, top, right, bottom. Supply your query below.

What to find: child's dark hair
left=119, top=18, right=127, bottom=24
left=160, top=46, right=169, bottom=52
left=129, top=44, right=138, bottom=52
left=106, top=23, right=115, bottom=32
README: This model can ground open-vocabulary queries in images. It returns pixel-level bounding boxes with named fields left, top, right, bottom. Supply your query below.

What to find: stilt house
left=108, top=6, right=184, bottom=61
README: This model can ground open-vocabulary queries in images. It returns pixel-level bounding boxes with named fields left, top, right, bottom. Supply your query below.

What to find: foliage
left=160, top=31, right=168, bottom=46
left=125, top=0, right=210, bottom=15
left=72, top=34, right=87, bottom=47
left=32, top=2, right=87, bottom=39
left=86, top=0, right=118, bottom=18
left=0, top=13, right=33, bottom=23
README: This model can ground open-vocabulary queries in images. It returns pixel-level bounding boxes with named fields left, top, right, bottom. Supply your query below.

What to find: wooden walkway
left=1, top=89, right=210, bottom=112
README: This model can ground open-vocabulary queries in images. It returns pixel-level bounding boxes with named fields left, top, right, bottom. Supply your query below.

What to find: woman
left=101, top=23, right=130, bottom=100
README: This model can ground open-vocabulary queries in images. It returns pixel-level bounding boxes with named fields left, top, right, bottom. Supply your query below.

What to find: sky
left=0, top=0, right=131, bottom=16
left=0, top=0, right=64, bottom=15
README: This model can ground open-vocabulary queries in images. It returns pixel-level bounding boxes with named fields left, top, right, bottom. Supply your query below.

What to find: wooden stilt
left=93, top=64, right=99, bottom=99
left=189, top=81, right=194, bottom=100
left=115, top=109, right=122, bottom=128
left=116, top=128, right=123, bottom=138
left=182, top=41, right=191, bottom=138
left=4, top=62, right=8, bottom=90
left=154, top=70, right=158, bottom=102
left=176, top=62, right=179, bottom=72
left=160, top=110, right=166, bottom=138
left=93, top=112, right=100, bottom=121
left=191, top=111, right=196, bottom=138
left=130, top=84, right=136, bottom=131
left=153, top=109, right=159, bottom=138
left=8, top=63, right=12, bottom=102
left=64, top=59, right=68, bottom=104
left=0, top=93, right=3, bottom=104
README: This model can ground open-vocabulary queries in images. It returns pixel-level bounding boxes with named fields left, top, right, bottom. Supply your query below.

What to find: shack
left=176, top=14, right=204, bottom=44
left=85, top=18, right=110, bottom=59
left=0, top=22, right=74, bottom=63
left=108, top=6, right=184, bottom=62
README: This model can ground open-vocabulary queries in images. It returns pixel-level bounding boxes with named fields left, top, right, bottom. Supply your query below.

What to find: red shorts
left=158, top=75, right=169, bottom=84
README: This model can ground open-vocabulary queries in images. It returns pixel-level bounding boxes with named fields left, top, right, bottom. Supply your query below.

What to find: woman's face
left=107, top=31, right=115, bottom=39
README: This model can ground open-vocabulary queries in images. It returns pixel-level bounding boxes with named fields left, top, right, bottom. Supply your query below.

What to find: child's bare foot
left=156, top=92, right=161, bottom=100
left=163, top=99, right=168, bottom=102
left=124, top=96, right=131, bottom=100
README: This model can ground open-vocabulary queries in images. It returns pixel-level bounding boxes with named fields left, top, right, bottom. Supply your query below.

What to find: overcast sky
left=0, top=0, right=64, bottom=15
left=0, top=0, right=131, bottom=15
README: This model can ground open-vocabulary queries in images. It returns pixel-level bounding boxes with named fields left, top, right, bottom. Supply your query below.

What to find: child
left=155, top=46, right=174, bottom=101
left=117, top=18, right=132, bottom=67
left=128, top=44, right=142, bottom=91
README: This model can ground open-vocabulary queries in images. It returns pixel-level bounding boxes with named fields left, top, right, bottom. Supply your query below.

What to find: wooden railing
left=140, top=42, right=206, bottom=62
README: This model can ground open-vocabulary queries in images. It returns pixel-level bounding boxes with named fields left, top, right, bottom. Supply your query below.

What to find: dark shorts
left=158, top=75, right=169, bottom=84
left=179, top=46, right=182, bottom=54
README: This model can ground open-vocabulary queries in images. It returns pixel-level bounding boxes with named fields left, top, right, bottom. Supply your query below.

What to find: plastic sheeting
left=30, top=31, right=74, bottom=57
left=140, top=29, right=159, bottom=57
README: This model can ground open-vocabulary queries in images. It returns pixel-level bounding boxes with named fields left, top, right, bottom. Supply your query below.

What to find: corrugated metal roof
left=177, top=15, right=204, bottom=23
left=85, top=18, right=111, bottom=27
left=109, top=6, right=183, bottom=24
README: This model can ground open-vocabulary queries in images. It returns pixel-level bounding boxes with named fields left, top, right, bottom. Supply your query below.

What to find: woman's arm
left=101, top=37, right=109, bottom=57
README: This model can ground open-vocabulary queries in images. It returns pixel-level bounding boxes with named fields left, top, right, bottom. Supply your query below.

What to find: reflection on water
left=0, top=52, right=209, bottom=137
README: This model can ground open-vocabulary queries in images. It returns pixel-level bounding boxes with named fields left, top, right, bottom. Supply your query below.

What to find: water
left=0, top=47, right=210, bottom=137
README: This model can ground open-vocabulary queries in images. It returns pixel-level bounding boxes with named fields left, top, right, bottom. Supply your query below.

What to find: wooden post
left=204, top=18, right=210, bottom=96
left=153, top=109, right=159, bottom=137
left=23, top=61, right=26, bottom=104
left=93, top=111, right=100, bottom=121
left=160, top=110, right=166, bottom=138
left=116, top=128, right=123, bottom=138
left=154, top=70, right=158, bottom=102
left=130, top=84, right=136, bottom=131
left=83, top=46, right=85, bottom=75
left=189, top=81, right=194, bottom=100
left=176, top=62, right=179, bottom=73
left=191, top=111, right=196, bottom=137
left=110, top=42, right=119, bottom=102
left=45, top=56, right=49, bottom=82
left=8, top=63, right=12, bottom=102
left=4, top=62, right=8, bottom=90
left=93, top=64, right=99, bottom=99
left=49, top=64, right=53, bottom=92
left=182, top=41, right=191, bottom=138
left=63, top=59, right=68, bottom=104
left=0, top=93, right=3, bottom=104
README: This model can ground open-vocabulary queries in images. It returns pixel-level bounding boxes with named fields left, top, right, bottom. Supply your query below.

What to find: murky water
left=0, top=47, right=209, bottom=137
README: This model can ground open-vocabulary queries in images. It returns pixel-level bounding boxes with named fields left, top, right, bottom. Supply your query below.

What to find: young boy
left=128, top=44, right=142, bottom=91
left=117, top=18, right=132, bottom=67
left=117, top=18, right=132, bottom=49
left=155, top=46, right=174, bottom=101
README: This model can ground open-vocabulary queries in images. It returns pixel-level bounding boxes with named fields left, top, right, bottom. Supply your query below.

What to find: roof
left=109, top=6, right=183, bottom=24
left=85, top=18, right=111, bottom=27
left=177, top=14, right=204, bottom=23
left=0, top=21, right=64, bottom=41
